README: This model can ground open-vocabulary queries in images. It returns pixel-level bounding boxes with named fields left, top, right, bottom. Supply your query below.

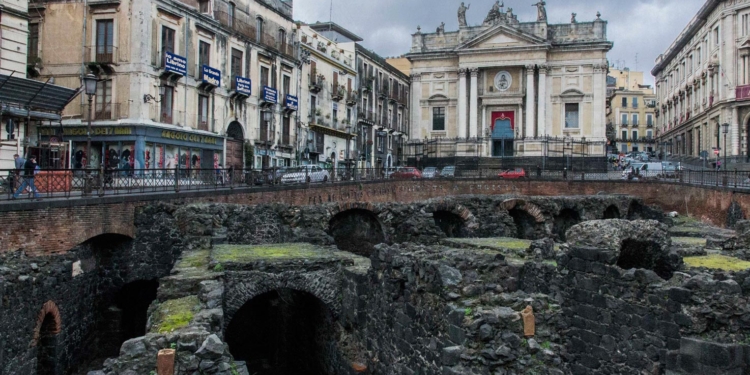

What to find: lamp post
left=82, top=74, right=98, bottom=195
left=722, top=122, right=730, bottom=169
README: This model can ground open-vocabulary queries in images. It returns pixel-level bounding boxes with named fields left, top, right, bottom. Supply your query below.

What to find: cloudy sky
left=294, top=0, right=707, bottom=84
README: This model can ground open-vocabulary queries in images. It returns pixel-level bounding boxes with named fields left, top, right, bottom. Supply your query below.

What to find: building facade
left=28, top=0, right=299, bottom=172
left=406, top=3, right=611, bottom=160
left=653, top=0, right=750, bottom=163
left=606, top=68, right=657, bottom=154
left=297, top=23, right=357, bottom=168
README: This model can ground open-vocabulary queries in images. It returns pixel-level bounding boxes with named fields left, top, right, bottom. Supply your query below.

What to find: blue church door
left=492, top=119, right=514, bottom=157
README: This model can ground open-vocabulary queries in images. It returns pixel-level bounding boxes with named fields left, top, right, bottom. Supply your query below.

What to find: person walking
left=13, top=156, right=40, bottom=200
left=716, top=159, right=722, bottom=171
left=11, top=154, right=24, bottom=191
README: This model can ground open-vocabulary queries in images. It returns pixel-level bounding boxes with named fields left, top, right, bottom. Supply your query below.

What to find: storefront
left=37, top=124, right=224, bottom=171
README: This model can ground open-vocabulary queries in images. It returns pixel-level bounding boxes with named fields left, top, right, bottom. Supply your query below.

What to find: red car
left=390, top=167, right=422, bottom=179
left=498, top=168, right=527, bottom=179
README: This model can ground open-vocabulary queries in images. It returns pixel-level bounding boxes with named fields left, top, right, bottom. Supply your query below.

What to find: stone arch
left=431, top=200, right=479, bottom=237
left=500, top=199, right=545, bottom=223
left=603, top=205, right=621, bottom=219
left=553, top=208, right=582, bottom=242
left=31, top=301, right=61, bottom=348
left=328, top=205, right=387, bottom=256
left=225, top=288, right=338, bottom=375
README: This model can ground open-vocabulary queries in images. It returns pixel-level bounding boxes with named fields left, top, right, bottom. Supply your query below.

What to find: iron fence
left=3, top=166, right=750, bottom=202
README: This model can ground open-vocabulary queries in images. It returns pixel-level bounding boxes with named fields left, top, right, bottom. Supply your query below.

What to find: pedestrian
left=11, top=154, right=24, bottom=190
left=13, top=156, right=40, bottom=200
left=716, top=159, right=722, bottom=171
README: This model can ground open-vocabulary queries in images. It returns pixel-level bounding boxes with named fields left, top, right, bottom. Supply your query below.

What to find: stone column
left=410, top=73, right=421, bottom=139
left=733, top=106, right=740, bottom=156
left=469, top=68, right=479, bottom=138
left=537, top=65, right=548, bottom=137
left=458, top=68, right=468, bottom=138
left=525, top=65, right=536, bottom=139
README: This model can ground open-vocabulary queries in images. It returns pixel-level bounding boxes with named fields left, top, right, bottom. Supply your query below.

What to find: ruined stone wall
left=0, top=205, right=183, bottom=375
left=558, top=242, right=750, bottom=375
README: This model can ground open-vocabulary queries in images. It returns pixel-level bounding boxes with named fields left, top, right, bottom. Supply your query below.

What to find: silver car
left=280, top=165, right=330, bottom=184
left=422, top=167, right=439, bottom=179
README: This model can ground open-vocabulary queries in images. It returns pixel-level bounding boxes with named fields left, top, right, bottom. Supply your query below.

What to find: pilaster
left=469, top=68, right=479, bottom=138
left=458, top=68, right=468, bottom=138
left=525, top=65, right=535, bottom=139
left=537, top=64, right=547, bottom=137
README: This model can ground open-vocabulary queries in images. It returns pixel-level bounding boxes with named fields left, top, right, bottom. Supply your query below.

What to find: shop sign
left=161, top=130, right=218, bottom=145
left=285, top=95, right=298, bottom=111
left=165, top=52, right=187, bottom=76
left=39, top=127, right=133, bottom=137
left=236, top=77, right=252, bottom=96
left=262, top=86, right=277, bottom=103
left=257, top=149, right=276, bottom=157
left=318, top=154, right=326, bottom=162
left=202, top=65, right=221, bottom=87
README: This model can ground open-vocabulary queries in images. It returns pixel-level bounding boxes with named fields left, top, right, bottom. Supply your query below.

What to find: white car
left=280, top=165, right=330, bottom=184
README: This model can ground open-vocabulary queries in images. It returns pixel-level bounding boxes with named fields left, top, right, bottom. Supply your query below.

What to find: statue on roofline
left=533, top=1, right=547, bottom=22
left=458, top=2, right=470, bottom=27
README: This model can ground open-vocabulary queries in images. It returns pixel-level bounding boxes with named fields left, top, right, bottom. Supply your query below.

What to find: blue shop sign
left=202, top=65, right=221, bottom=87
left=164, top=52, right=187, bottom=76
left=262, top=86, right=277, bottom=103
left=236, top=77, right=252, bottom=96
left=285, top=95, right=298, bottom=111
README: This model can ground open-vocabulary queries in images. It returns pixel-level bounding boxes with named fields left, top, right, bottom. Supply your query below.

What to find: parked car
left=440, top=165, right=456, bottom=178
left=422, top=167, right=439, bottom=179
left=498, top=168, right=527, bottom=179
left=280, top=165, right=330, bottom=184
left=390, top=167, right=422, bottom=179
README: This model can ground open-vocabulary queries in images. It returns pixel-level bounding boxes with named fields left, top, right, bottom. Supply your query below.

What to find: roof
left=308, top=22, right=363, bottom=42
left=652, top=0, right=719, bottom=76
left=0, top=74, right=82, bottom=115
left=355, top=44, right=410, bottom=81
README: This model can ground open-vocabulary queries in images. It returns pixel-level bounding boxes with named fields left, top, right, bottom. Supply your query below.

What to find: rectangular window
left=621, top=97, right=627, bottom=107
left=697, top=48, right=701, bottom=65
left=96, top=19, right=115, bottom=63
left=198, top=41, right=210, bottom=78
left=564, top=103, right=579, bottom=128
left=28, top=23, right=39, bottom=62
left=632, top=114, right=639, bottom=126
left=621, top=130, right=627, bottom=140
left=333, top=107, right=338, bottom=128
left=199, top=0, right=209, bottom=13
left=632, top=97, right=638, bottom=108
left=230, top=48, right=242, bottom=89
left=632, top=130, right=638, bottom=140
left=647, top=130, right=653, bottom=140
left=282, top=115, right=291, bottom=145
left=714, top=27, right=719, bottom=46
left=198, top=94, right=209, bottom=130
left=95, top=79, right=113, bottom=120
left=228, top=2, right=235, bottom=28
left=621, top=113, right=628, bottom=125
left=161, top=86, right=174, bottom=124
left=161, top=26, right=175, bottom=67
left=743, top=14, right=750, bottom=36
left=310, top=95, right=317, bottom=121
left=432, top=107, right=445, bottom=131
left=647, top=114, right=653, bottom=126
left=260, top=66, right=269, bottom=88
left=282, top=75, right=291, bottom=100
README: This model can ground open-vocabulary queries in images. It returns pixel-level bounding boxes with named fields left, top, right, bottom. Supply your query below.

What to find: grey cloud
left=294, top=0, right=705, bottom=82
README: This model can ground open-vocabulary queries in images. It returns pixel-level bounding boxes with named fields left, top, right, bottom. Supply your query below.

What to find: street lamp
left=83, top=74, right=97, bottom=195
left=722, top=122, right=730, bottom=169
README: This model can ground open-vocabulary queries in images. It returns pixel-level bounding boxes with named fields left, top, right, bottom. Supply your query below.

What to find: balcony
left=357, top=109, right=376, bottom=123
left=81, top=103, right=124, bottom=121
left=309, top=74, right=324, bottom=94
left=361, top=78, right=374, bottom=94
left=346, top=91, right=358, bottom=106
left=214, top=10, right=257, bottom=45
left=85, top=45, right=118, bottom=73
left=737, top=84, right=750, bottom=101
left=331, top=84, right=345, bottom=102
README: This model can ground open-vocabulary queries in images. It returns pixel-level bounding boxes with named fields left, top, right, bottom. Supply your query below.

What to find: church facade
left=406, top=2, right=612, bottom=158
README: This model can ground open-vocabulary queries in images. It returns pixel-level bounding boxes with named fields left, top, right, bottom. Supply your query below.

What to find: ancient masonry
left=1, top=194, right=750, bottom=374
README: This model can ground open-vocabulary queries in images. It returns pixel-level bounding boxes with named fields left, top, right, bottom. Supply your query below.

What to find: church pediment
left=457, top=24, right=547, bottom=51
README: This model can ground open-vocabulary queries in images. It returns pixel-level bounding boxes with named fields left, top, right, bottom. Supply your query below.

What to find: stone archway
left=32, top=301, right=62, bottom=375
left=328, top=205, right=386, bottom=257
left=501, top=199, right=546, bottom=239
left=603, top=205, right=621, bottom=219
left=431, top=200, right=479, bottom=238
left=225, top=289, right=338, bottom=375
left=226, top=121, right=245, bottom=170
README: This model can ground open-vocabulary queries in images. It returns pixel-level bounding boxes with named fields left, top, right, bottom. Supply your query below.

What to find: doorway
left=492, top=118, right=514, bottom=157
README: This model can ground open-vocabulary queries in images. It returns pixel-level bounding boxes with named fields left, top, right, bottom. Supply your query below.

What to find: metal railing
left=81, top=103, right=125, bottom=121
left=85, top=45, right=118, bottom=65
left=4, top=166, right=750, bottom=203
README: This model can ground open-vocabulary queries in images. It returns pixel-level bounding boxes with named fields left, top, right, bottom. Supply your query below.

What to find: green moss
left=150, top=296, right=201, bottom=333
left=683, top=255, right=750, bottom=271
left=540, top=341, right=552, bottom=349
left=212, top=243, right=324, bottom=263
left=672, top=237, right=707, bottom=246
left=464, top=307, right=473, bottom=316
left=447, top=238, right=532, bottom=250
left=177, top=249, right=211, bottom=269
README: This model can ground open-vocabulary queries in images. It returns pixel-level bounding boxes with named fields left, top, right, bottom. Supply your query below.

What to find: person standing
left=13, top=156, right=40, bottom=200
left=12, top=154, right=24, bottom=190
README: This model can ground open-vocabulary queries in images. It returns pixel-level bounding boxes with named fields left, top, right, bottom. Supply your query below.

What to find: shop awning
left=0, top=74, right=82, bottom=118
left=310, top=123, right=356, bottom=140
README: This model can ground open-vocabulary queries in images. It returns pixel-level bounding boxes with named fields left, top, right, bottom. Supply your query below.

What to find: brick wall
left=1, top=179, right=747, bottom=256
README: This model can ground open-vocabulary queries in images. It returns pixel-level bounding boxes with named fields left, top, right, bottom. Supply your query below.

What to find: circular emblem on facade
left=494, top=71, right=512, bottom=92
